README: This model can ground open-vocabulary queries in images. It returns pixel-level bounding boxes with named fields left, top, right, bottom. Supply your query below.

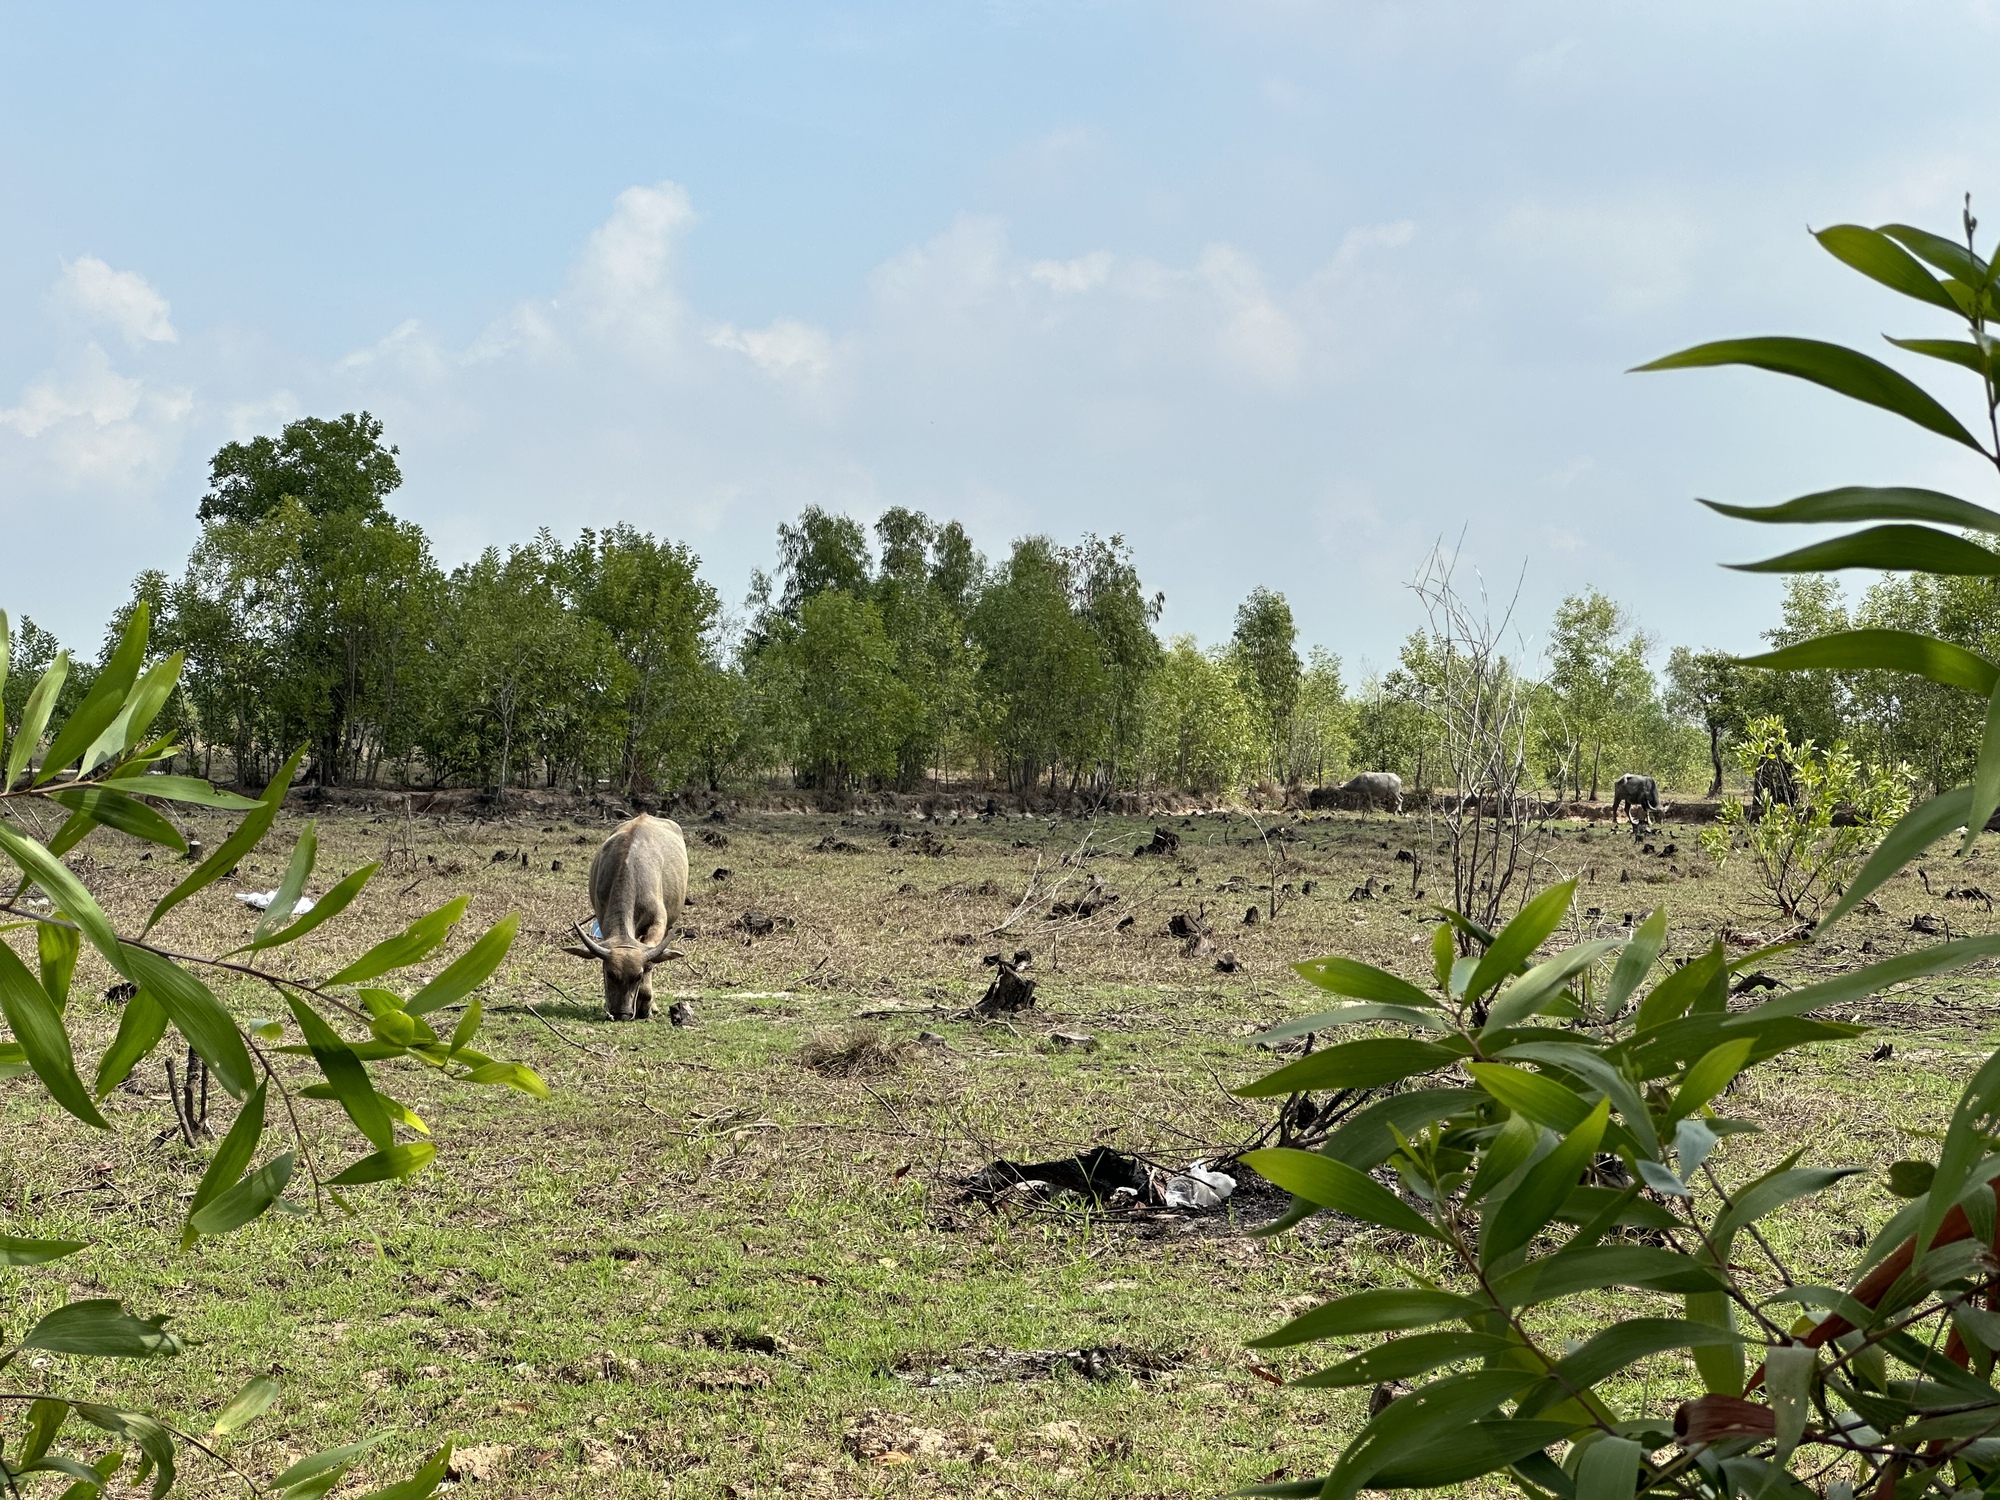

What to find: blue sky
left=3, top=2, right=1997, bottom=675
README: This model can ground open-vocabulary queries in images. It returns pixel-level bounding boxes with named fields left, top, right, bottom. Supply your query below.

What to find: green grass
left=5, top=802, right=2000, bottom=1496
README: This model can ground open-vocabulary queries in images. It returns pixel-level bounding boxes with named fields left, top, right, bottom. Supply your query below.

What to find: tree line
left=2, top=412, right=1973, bottom=802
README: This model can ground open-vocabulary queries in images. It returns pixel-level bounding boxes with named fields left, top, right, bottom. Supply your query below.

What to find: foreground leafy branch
left=1243, top=891, right=2000, bottom=1500
left=0, top=604, right=545, bottom=1497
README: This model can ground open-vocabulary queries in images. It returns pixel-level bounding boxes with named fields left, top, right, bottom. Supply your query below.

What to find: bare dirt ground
left=5, top=800, right=2000, bottom=1497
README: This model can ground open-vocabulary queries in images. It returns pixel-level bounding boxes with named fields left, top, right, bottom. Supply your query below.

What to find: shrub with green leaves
left=1240, top=890, right=2000, bottom=1500
left=1698, top=716, right=1913, bottom=920
left=0, top=604, right=543, bottom=1497
left=1239, top=203, right=2000, bottom=1500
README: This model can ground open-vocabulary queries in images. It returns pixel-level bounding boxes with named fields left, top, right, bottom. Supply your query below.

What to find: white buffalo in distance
left=564, top=813, right=689, bottom=1020
left=1309, top=772, right=1404, bottom=813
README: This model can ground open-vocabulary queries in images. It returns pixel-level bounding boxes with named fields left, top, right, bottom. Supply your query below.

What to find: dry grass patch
left=798, top=1023, right=913, bottom=1077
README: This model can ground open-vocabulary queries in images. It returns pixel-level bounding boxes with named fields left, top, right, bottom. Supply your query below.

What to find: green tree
left=760, top=590, right=912, bottom=787
left=873, top=508, right=984, bottom=788
left=1140, top=635, right=1260, bottom=793
left=1064, top=534, right=1162, bottom=789
left=197, top=411, right=402, bottom=525
left=771, top=506, right=872, bottom=620
left=1664, top=646, right=1748, bottom=795
left=551, top=525, right=723, bottom=794
left=969, top=537, right=1110, bottom=792
left=1231, top=586, right=1302, bottom=781
left=1544, top=588, right=1653, bottom=800
left=1740, top=575, right=1849, bottom=749
left=439, top=545, right=580, bottom=803
left=1287, top=646, right=1350, bottom=785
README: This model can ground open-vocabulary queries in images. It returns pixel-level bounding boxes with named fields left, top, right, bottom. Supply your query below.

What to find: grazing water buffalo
left=1308, top=771, right=1404, bottom=813
left=1752, top=756, right=1799, bottom=817
left=1611, top=773, right=1663, bottom=827
left=564, top=814, right=689, bottom=1020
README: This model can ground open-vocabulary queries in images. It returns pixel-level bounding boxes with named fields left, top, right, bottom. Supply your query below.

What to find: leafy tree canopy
left=198, top=412, right=402, bottom=526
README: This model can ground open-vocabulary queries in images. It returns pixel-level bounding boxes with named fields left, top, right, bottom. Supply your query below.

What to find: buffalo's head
left=566, top=922, right=681, bottom=1020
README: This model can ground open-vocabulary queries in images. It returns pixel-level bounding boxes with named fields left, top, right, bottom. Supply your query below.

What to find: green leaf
left=1249, top=1288, right=1488, bottom=1349
left=1369, top=1420, right=1585, bottom=1492
left=1468, top=1062, right=1592, bottom=1133
left=1501, top=1042, right=1660, bottom=1160
left=1964, top=681, right=2000, bottom=857
left=1573, top=1436, right=1642, bottom=1500
left=1604, top=907, right=1664, bottom=1018
left=94, top=989, right=169, bottom=1097
left=1484, top=1099, right=1608, bottom=1265
left=1713, top=1167, right=1859, bottom=1262
left=448, top=997, right=483, bottom=1057
left=350, top=1442, right=452, bottom=1500
left=1881, top=221, right=1988, bottom=284
left=1522, top=1320, right=1746, bottom=1416
left=0, top=939, right=108, bottom=1128
left=324, top=896, right=469, bottom=986
left=1235, top=1036, right=1460, bottom=1098
left=1734, top=523, right=2000, bottom=578
left=101, top=773, right=263, bottom=810
left=0, top=1232, right=88, bottom=1265
left=286, top=994, right=394, bottom=1151
left=1489, top=1245, right=1721, bottom=1308
left=406, top=911, right=519, bottom=1017
left=1430, top=919, right=1454, bottom=990
left=85, top=652, right=182, bottom=774
left=73, top=1403, right=175, bottom=1500
left=4, top=653, right=67, bottom=791
left=1671, top=1038, right=1754, bottom=1121
left=1325, top=1369, right=1544, bottom=1500
left=19, top=1394, right=66, bottom=1466
left=1922, top=1047, right=2000, bottom=1260
left=1241, top=1148, right=1441, bottom=1240
left=1754, top=930, right=2000, bottom=1019
left=1815, top=223, right=1963, bottom=312
left=257, top=823, right=317, bottom=941
left=1634, top=940, right=1726, bottom=1031
left=145, top=747, right=302, bottom=932
left=118, top=945, right=255, bottom=1100
left=327, top=1141, right=437, bottom=1186
left=1821, top=783, right=1971, bottom=929
left=1252, top=1002, right=1447, bottom=1045
left=232, top=861, right=379, bottom=955
left=1889, top=1158, right=1937, bottom=1197
left=188, top=1152, right=296, bottom=1235
left=1482, top=939, right=1619, bottom=1035
left=1737, top=628, right=1998, bottom=695
left=460, top=1059, right=549, bottom=1099
left=210, top=1374, right=280, bottom=1435
left=273, top=1437, right=388, bottom=1490
left=1634, top=336, right=1985, bottom=452
left=1321, top=1087, right=1473, bottom=1170
left=1292, top=1330, right=1512, bottom=1389
left=49, top=787, right=187, bottom=853
left=21, top=1299, right=182, bottom=1358
left=1466, top=881, right=1575, bottom=1002
left=38, top=917, right=80, bottom=1011
left=1701, top=484, right=2000, bottom=535
left=0, top=821, right=121, bottom=963
left=36, top=604, right=149, bottom=784
left=1885, top=334, right=1992, bottom=378
left=1290, top=954, right=1438, bottom=1008
left=182, top=1084, right=266, bottom=1249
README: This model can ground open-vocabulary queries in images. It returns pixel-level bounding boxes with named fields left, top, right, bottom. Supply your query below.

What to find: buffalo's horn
left=571, top=921, right=611, bottom=961
left=641, top=935, right=683, bottom=967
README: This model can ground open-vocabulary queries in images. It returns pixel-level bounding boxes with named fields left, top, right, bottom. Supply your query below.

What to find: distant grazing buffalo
left=1611, top=773, right=1663, bottom=827
left=564, top=814, right=689, bottom=1020
left=1308, top=771, right=1404, bottom=814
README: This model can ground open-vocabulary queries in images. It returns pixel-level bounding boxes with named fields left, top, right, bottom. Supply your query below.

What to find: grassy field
left=5, top=798, right=2000, bottom=1498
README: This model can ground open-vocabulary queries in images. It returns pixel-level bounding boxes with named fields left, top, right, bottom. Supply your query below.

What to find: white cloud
left=709, top=317, right=835, bottom=382
left=1198, top=244, right=1304, bottom=385
left=1029, top=251, right=1113, bottom=295
left=0, top=342, right=190, bottom=485
left=567, top=182, right=696, bottom=350
left=54, top=257, right=176, bottom=347
left=1498, top=197, right=1707, bottom=315
left=1332, top=219, right=1416, bottom=269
